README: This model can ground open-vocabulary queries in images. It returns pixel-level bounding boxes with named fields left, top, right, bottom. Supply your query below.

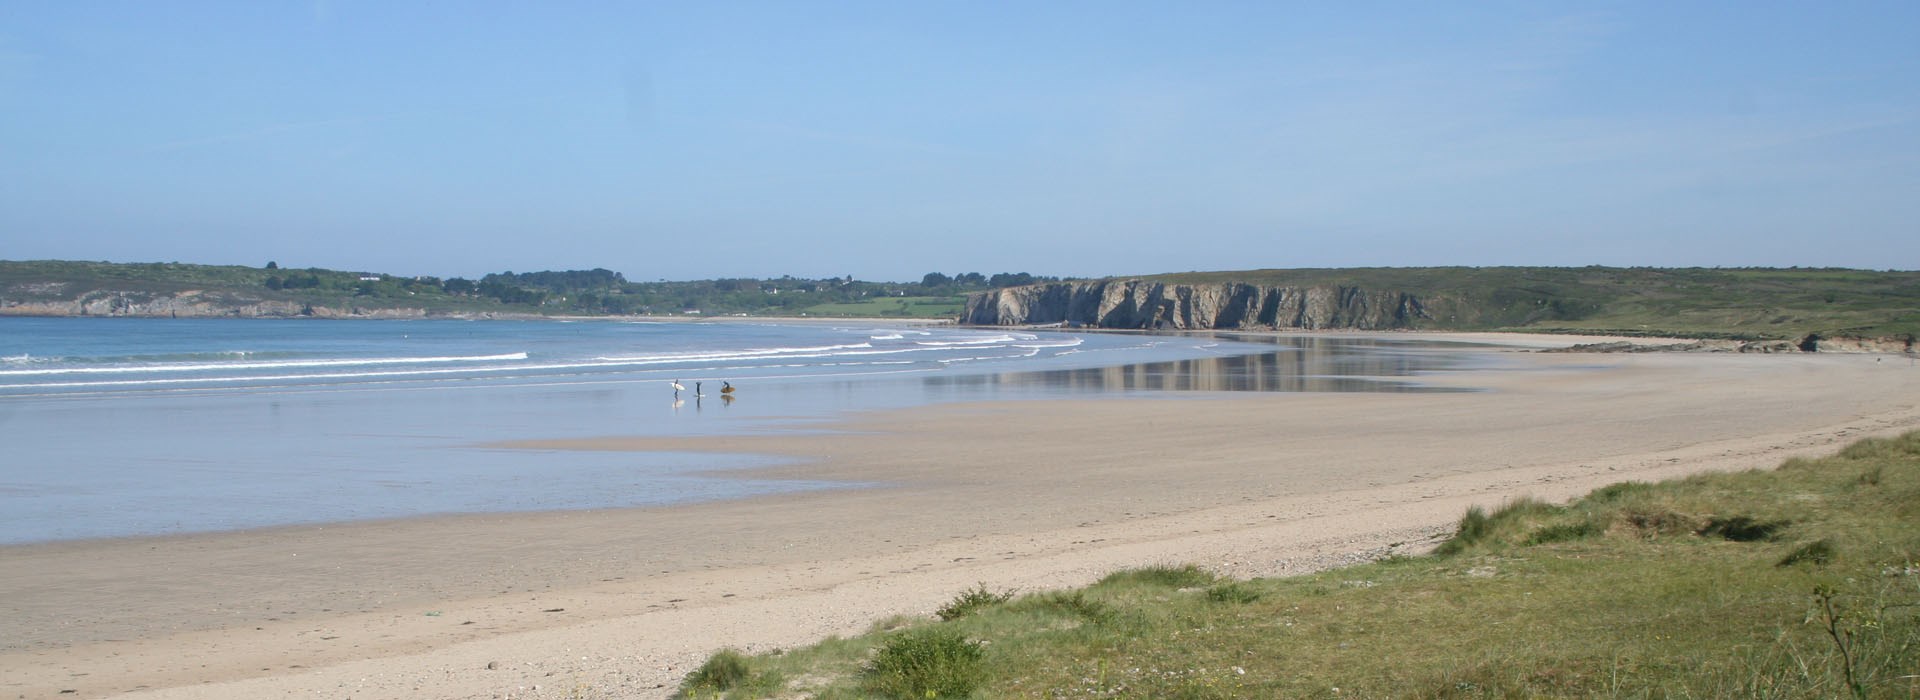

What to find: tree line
left=257, top=266, right=1058, bottom=315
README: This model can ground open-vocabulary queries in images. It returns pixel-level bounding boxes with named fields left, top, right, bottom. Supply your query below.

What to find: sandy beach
left=5, top=333, right=1919, bottom=699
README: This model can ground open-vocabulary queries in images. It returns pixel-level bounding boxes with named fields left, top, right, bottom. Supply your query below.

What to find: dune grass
left=675, top=431, right=1920, bottom=698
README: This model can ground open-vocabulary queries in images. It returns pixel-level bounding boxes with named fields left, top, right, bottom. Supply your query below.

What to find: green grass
left=799, top=296, right=968, bottom=318
left=674, top=431, right=1920, bottom=698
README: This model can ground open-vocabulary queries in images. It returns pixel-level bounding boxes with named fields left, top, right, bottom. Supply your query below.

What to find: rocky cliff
left=0, top=288, right=431, bottom=319
left=961, top=280, right=1432, bottom=331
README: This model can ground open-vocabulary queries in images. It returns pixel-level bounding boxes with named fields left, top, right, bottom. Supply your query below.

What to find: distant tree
left=482, top=268, right=627, bottom=294
left=921, top=272, right=952, bottom=287
left=265, top=261, right=278, bottom=270
left=988, top=272, right=1035, bottom=288
left=442, top=278, right=476, bottom=294
left=476, top=279, right=546, bottom=305
left=264, top=276, right=283, bottom=290
left=955, top=272, right=986, bottom=286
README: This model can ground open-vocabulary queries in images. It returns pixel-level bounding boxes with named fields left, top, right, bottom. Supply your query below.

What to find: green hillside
left=1138, top=266, right=1920, bottom=339
left=0, top=260, right=1029, bottom=319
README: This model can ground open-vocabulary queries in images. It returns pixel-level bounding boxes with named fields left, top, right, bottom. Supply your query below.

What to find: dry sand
left=4, top=334, right=1919, bottom=699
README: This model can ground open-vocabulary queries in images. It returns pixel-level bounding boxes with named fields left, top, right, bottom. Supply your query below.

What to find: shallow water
left=0, top=319, right=1484, bottom=544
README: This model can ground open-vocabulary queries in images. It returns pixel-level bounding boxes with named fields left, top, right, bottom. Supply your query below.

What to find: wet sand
left=5, top=334, right=1919, bottom=699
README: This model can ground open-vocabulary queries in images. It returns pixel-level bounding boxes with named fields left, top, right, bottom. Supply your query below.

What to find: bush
left=936, top=584, right=1014, bottom=621
left=862, top=627, right=986, bottom=699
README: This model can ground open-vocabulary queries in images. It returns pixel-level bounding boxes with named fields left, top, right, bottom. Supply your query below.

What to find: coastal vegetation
left=0, top=260, right=1045, bottom=319
left=4, top=261, right=1916, bottom=344
left=1141, top=266, right=1920, bottom=340
left=964, top=267, right=1920, bottom=343
left=675, top=431, right=1920, bottom=698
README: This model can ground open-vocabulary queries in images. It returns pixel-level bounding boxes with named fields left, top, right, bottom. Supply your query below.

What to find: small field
left=675, top=432, right=1920, bottom=698
left=799, top=296, right=968, bottom=318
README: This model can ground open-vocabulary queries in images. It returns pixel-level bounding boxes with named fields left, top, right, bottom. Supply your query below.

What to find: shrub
left=936, top=584, right=1015, bottom=621
left=862, top=627, right=986, bottom=699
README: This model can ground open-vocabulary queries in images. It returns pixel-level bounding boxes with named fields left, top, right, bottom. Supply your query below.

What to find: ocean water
left=0, top=318, right=1479, bottom=544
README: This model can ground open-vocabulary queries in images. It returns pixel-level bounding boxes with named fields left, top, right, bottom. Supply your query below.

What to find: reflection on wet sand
left=923, top=335, right=1482, bottom=395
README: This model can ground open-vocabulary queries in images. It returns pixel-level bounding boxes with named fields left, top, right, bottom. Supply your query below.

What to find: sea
left=0, top=317, right=1485, bottom=544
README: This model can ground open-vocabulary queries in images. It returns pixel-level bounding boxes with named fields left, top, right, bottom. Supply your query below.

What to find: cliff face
left=961, top=281, right=1432, bottom=331
left=0, top=289, right=430, bottom=319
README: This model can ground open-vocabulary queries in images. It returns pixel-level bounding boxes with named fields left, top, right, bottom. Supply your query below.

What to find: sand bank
left=4, top=335, right=1918, bottom=699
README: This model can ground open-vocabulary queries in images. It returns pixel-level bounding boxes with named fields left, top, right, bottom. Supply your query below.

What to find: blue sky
left=3, top=2, right=1916, bottom=281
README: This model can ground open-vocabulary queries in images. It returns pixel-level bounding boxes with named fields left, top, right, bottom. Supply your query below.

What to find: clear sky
left=4, top=2, right=1917, bottom=282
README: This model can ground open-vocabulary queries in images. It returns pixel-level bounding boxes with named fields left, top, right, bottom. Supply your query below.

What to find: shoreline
left=5, top=333, right=1920, bottom=699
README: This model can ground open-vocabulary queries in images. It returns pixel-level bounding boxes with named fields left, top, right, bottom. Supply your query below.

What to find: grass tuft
left=1586, top=480, right=1652, bottom=502
left=1435, top=498, right=1565, bottom=554
left=1837, top=432, right=1920, bottom=460
left=1524, top=518, right=1605, bottom=545
left=1778, top=539, right=1837, bottom=567
left=861, top=627, right=986, bottom=699
left=1616, top=505, right=1702, bottom=537
left=1204, top=581, right=1264, bottom=604
left=1434, top=505, right=1493, bottom=556
left=675, top=648, right=777, bottom=698
left=1095, top=564, right=1216, bottom=589
left=935, top=584, right=1015, bottom=622
left=1018, top=590, right=1115, bottom=624
left=1700, top=515, right=1791, bottom=542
